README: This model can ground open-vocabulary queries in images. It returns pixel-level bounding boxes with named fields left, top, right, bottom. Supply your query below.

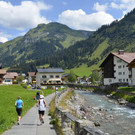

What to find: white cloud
left=0, top=1, right=52, bottom=30
left=58, top=9, right=114, bottom=31
left=111, top=0, right=135, bottom=15
left=93, top=2, right=108, bottom=12
left=0, top=32, right=11, bottom=43
left=0, top=37, right=8, bottom=43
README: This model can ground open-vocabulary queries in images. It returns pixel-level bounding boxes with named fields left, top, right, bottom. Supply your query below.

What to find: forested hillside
left=0, top=22, right=92, bottom=68
left=15, top=8, right=135, bottom=75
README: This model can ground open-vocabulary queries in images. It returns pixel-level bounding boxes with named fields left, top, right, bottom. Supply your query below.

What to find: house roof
left=28, top=72, right=35, bottom=77
left=62, top=73, right=69, bottom=77
left=36, top=68, right=64, bottom=73
left=3, top=72, right=18, bottom=79
left=0, top=69, right=6, bottom=74
left=100, top=51, right=135, bottom=67
left=112, top=52, right=135, bottom=63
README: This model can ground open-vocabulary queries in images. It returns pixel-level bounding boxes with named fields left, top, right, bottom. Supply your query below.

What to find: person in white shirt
left=36, top=95, right=47, bottom=125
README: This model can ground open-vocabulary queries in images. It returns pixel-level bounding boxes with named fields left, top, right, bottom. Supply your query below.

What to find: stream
left=75, top=90, right=135, bottom=135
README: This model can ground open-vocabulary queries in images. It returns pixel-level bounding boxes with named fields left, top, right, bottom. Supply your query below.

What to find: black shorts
left=38, top=110, right=45, bottom=115
left=16, top=108, right=22, bottom=116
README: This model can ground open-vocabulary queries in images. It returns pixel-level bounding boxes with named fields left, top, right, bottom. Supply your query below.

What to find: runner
left=36, top=90, right=40, bottom=101
left=36, top=95, right=47, bottom=125
left=15, top=96, right=24, bottom=125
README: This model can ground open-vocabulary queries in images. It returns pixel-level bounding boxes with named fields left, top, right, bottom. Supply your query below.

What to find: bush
left=21, top=83, right=27, bottom=89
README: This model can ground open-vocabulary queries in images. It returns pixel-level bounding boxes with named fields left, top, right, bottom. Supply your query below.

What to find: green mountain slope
left=0, top=22, right=92, bottom=67
left=22, top=8, right=135, bottom=76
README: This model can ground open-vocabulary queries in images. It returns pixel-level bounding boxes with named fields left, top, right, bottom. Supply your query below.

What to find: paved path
left=3, top=93, right=57, bottom=135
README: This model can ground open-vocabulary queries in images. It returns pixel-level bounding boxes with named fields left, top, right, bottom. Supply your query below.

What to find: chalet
left=100, top=50, right=135, bottom=85
left=0, top=63, right=2, bottom=69
left=28, top=72, right=36, bottom=84
left=3, top=72, right=18, bottom=84
left=0, top=69, right=6, bottom=84
left=36, top=68, right=64, bottom=88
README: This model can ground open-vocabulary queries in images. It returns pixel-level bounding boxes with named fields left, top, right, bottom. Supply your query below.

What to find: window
left=118, top=65, right=122, bottom=68
left=119, top=79, right=122, bottom=82
left=123, top=65, right=125, bottom=68
left=123, top=79, right=125, bottom=82
left=123, top=72, right=125, bottom=75
left=56, top=75, right=59, bottom=78
left=109, top=79, right=112, bottom=82
left=50, top=75, right=54, bottom=78
left=127, top=79, right=128, bottom=82
left=42, top=75, right=46, bottom=78
left=5, top=79, right=11, bottom=82
left=118, top=72, right=122, bottom=75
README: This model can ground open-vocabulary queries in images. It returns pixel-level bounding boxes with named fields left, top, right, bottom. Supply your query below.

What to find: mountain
left=0, top=22, right=93, bottom=68
left=0, top=42, right=2, bottom=45
left=19, top=8, right=135, bottom=75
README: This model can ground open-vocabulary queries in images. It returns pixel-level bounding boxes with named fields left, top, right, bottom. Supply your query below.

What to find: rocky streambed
left=65, top=90, right=135, bottom=135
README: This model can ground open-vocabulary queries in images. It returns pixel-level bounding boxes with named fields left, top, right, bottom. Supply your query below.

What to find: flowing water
left=76, top=90, right=135, bottom=135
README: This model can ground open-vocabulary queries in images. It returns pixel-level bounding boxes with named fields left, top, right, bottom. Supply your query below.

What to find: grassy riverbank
left=94, top=87, right=135, bottom=103
left=0, top=85, right=55, bottom=135
left=49, top=89, right=74, bottom=135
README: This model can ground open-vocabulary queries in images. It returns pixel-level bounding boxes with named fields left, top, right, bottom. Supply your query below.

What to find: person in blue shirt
left=36, top=90, right=40, bottom=101
left=15, top=96, right=24, bottom=125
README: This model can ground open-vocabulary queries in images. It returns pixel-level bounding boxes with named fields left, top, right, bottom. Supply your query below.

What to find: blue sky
left=0, top=0, right=135, bottom=42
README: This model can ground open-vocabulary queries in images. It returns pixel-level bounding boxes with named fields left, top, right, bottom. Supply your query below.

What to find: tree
left=17, top=72, right=24, bottom=84
left=91, top=70, right=100, bottom=84
left=68, top=71, right=77, bottom=83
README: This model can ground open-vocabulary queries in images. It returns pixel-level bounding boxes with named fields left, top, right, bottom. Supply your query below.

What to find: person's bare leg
left=41, top=114, right=44, bottom=123
left=17, top=116, right=21, bottom=125
left=18, top=116, right=21, bottom=121
left=39, top=114, right=42, bottom=124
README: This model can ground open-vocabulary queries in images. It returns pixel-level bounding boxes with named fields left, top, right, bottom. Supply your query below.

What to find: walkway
left=3, top=93, right=57, bottom=135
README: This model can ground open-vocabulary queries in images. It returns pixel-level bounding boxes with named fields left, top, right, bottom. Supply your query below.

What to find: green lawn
left=0, top=85, right=55, bottom=134
left=119, top=87, right=135, bottom=92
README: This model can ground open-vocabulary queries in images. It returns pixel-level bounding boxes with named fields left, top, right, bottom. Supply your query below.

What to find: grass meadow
left=0, top=85, right=55, bottom=134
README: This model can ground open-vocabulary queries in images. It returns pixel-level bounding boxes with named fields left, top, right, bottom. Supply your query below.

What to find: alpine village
left=1, top=7, right=135, bottom=135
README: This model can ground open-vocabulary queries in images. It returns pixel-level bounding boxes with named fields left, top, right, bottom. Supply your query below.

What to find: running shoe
left=17, top=121, right=20, bottom=125
left=42, top=119, right=44, bottom=124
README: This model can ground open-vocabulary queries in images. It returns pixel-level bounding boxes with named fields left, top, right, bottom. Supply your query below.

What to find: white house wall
left=113, top=56, right=131, bottom=84
left=104, top=78, right=114, bottom=85
left=36, top=72, right=62, bottom=87
left=104, top=56, right=131, bottom=85
left=132, top=68, right=135, bottom=85
left=3, top=78, right=12, bottom=84
left=36, top=72, right=41, bottom=87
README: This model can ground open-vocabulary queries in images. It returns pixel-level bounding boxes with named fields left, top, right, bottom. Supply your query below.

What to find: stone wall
left=55, top=89, right=109, bottom=135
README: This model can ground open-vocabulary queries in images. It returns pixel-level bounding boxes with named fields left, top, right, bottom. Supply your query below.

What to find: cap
left=40, top=95, right=44, bottom=99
